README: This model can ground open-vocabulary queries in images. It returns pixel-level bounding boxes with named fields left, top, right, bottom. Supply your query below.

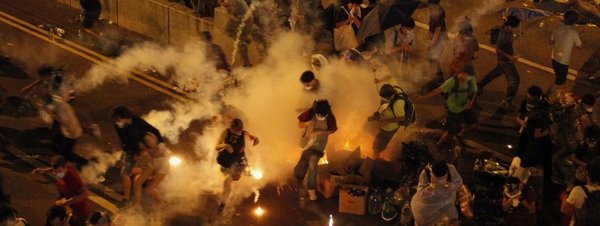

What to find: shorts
left=373, top=128, right=398, bottom=153
left=445, top=109, right=477, bottom=134
left=221, top=161, right=244, bottom=181
left=120, top=154, right=136, bottom=176
left=552, top=59, right=569, bottom=85
left=150, top=156, right=169, bottom=175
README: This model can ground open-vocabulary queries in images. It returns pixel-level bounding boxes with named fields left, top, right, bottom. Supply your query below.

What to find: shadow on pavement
left=0, top=61, right=29, bottom=79
left=0, top=96, right=38, bottom=118
left=0, top=126, right=54, bottom=154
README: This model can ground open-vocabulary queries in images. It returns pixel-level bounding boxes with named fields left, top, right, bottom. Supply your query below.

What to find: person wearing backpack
left=477, top=16, right=521, bottom=110
left=368, top=84, right=416, bottom=158
left=561, top=157, right=600, bottom=226
left=416, top=70, right=478, bottom=145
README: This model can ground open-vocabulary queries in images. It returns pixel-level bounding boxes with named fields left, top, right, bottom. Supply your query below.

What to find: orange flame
left=254, top=207, right=265, bottom=217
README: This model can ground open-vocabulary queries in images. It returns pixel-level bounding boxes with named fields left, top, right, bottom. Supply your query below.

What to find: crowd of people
left=2, top=0, right=600, bottom=225
left=211, top=0, right=600, bottom=225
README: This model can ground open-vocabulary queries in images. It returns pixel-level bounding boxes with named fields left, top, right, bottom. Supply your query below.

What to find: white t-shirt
left=50, top=95, right=83, bottom=139
left=551, top=25, right=582, bottom=65
left=566, top=184, right=600, bottom=226
left=384, top=27, right=415, bottom=55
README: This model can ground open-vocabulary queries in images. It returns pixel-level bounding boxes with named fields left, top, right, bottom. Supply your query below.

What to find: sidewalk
left=0, top=0, right=149, bottom=58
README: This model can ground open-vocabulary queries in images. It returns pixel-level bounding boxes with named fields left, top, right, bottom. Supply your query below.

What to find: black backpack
left=575, top=186, right=600, bottom=226
left=489, top=26, right=501, bottom=45
left=390, top=86, right=417, bottom=127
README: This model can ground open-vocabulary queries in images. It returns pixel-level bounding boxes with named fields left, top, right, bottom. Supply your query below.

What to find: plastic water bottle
left=474, top=159, right=482, bottom=171
left=48, top=27, right=54, bottom=41
left=400, top=202, right=412, bottom=226
left=367, top=188, right=382, bottom=215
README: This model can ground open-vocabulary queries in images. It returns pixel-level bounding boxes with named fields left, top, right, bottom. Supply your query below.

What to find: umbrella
left=497, top=7, right=550, bottom=21
left=357, top=0, right=421, bottom=40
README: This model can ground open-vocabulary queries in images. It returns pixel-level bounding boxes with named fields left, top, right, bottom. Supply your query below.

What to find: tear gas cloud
left=75, top=32, right=398, bottom=224
left=79, top=144, right=122, bottom=184
left=73, top=41, right=219, bottom=93
left=69, top=1, right=464, bottom=225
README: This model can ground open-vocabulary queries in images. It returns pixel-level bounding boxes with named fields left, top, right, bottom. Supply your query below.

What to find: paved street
left=0, top=0, right=599, bottom=225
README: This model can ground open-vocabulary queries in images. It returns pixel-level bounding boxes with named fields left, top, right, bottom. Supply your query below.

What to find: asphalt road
left=0, top=0, right=599, bottom=225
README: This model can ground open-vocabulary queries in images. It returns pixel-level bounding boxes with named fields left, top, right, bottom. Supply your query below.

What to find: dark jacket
left=115, top=116, right=163, bottom=156
left=297, top=109, right=338, bottom=132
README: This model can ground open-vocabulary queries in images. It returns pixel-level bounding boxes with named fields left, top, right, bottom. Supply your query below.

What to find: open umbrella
left=497, top=7, right=550, bottom=21
left=357, top=0, right=421, bottom=40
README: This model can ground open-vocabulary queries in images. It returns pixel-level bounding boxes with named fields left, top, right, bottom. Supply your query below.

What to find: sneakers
left=308, top=189, right=317, bottom=201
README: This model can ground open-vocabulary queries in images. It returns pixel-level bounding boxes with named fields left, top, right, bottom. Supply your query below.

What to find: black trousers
left=52, top=122, right=88, bottom=168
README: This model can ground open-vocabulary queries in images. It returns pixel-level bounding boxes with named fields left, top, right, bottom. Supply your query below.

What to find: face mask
left=115, top=120, right=127, bottom=128
left=586, top=139, right=597, bottom=147
left=316, top=114, right=327, bottom=120
left=55, top=171, right=66, bottom=179
left=231, top=128, right=243, bottom=135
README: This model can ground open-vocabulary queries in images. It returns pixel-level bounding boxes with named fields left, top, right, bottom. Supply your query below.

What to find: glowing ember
left=329, top=214, right=333, bottom=226
left=254, top=207, right=265, bottom=217
left=251, top=169, right=263, bottom=179
left=344, top=139, right=350, bottom=149
left=169, top=156, right=182, bottom=166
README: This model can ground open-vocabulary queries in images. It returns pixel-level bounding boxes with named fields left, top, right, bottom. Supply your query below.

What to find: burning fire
left=254, top=207, right=265, bottom=217
left=329, top=214, right=333, bottom=226
left=169, top=156, right=183, bottom=166
left=344, top=139, right=350, bottom=149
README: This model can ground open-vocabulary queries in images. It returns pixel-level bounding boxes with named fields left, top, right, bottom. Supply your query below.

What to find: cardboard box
left=318, top=177, right=337, bottom=199
left=317, top=173, right=342, bottom=199
left=339, top=184, right=368, bottom=215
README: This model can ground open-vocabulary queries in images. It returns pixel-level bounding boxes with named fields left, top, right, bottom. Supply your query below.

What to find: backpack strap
left=574, top=185, right=591, bottom=224
left=451, top=76, right=459, bottom=94
left=388, top=86, right=406, bottom=118
left=448, top=76, right=475, bottom=96
left=580, top=185, right=591, bottom=198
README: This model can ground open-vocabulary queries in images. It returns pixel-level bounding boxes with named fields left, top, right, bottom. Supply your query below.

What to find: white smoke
left=142, top=99, right=221, bottom=144
left=69, top=1, right=455, bottom=225
left=79, top=144, right=122, bottom=184
left=73, top=40, right=219, bottom=93
left=449, top=0, right=505, bottom=32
